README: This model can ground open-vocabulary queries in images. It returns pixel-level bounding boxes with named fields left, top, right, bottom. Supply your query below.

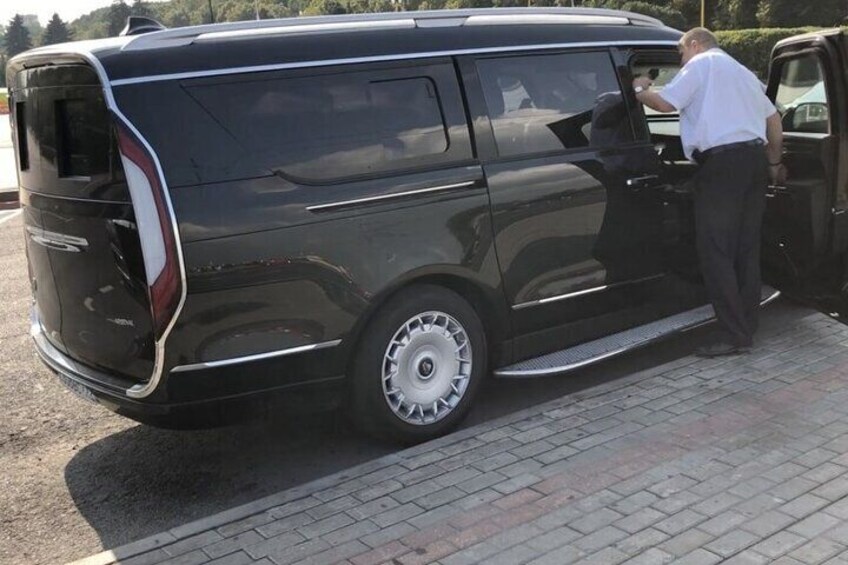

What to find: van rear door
left=764, top=31, right=848, bottom=306
left=11, top=63, right=171, bottom=385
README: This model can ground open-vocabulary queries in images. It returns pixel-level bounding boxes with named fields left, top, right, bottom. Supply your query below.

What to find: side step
left=495, top=286, right=780, bottom=378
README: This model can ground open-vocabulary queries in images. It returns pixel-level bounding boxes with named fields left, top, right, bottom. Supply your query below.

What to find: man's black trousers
left=693, top=143, right=769, bottom=347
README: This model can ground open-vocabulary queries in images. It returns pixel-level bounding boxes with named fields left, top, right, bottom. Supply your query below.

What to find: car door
left=763, top=31, right=848, bottom=298
left=458, top=49, right=669, bottom=361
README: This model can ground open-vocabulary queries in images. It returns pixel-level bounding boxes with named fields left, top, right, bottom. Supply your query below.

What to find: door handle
left=626, top=175, right=661, bottom=189
left=766, top=184, right=789, bottom=198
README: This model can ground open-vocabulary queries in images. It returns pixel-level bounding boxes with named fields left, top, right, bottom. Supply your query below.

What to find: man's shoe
left=695, top=342, right=750, bottom=358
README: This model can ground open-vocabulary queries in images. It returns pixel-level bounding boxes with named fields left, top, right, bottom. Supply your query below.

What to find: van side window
left=776, top=55, right=829, bottom=135
left=186, top=70, right=450, bottom=182
left=476, top=51, right=632, bottom=157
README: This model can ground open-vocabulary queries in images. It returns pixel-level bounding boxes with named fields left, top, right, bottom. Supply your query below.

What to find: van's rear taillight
left=116, top=122, right=182, bottom=339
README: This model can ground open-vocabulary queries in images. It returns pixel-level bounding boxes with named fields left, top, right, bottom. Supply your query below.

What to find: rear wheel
left=350, top=285, right=487, bottom=444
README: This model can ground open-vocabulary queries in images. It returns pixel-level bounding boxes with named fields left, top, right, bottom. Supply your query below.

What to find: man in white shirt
left=632, top=28, right=785, bottom=357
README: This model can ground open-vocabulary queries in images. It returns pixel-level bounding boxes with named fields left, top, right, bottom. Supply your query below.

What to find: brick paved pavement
left=75, top=305, right=848, bottom=565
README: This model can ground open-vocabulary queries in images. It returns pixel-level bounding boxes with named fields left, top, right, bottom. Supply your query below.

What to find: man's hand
left=633, top=77, right=653, bottom=91
left=632, top=77, right=676, bottom=113
left=769, top=163, right=787, bottom=186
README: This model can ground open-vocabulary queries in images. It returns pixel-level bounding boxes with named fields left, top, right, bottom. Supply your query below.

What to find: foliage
left=132, top=0, right=156, bottom=18
left=582, top=0, right=686, bottom=30
left=716, top=27, right=819, bottom=78
left=5, top=15, right=32, bottom=58
left=21, top=15, right=43, bottom=46
left=757, top=0, right=844, bottom=28
left=42, top=14, right=73, bottom=46
left=108, top=0, right=133, bottom=36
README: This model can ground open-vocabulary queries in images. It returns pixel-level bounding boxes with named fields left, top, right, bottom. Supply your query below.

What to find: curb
left=68, top=351, right=709, bottom=565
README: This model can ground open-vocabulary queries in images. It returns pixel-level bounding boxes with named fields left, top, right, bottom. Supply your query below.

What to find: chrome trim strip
left=306, top=181, right=477, bottom=212
left=512, top=273, right=665, bottom=310
left=110, top=40, right=680, bottom=86
left=195, top=19, right=416, bottom=42
left=38, top=49, right=189, bottom=400
left=170, top=340, right=343, bottom=373
left=465, top=15, right=629, bottom=26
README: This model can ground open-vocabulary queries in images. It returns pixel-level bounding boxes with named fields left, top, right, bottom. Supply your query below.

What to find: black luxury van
left=8, top=8, right=848, bottom=442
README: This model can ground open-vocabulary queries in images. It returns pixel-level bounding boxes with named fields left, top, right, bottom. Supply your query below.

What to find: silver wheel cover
left=382, top=311, right=473, bottom=426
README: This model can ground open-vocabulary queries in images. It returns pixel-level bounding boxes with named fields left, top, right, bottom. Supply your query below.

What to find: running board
left=495, top=286, right=780, bottom=378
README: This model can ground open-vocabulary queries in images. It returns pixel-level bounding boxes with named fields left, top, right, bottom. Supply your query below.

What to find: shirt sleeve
left=760, top=92, right=778, bottom=119
left=657, top=62, right=701, bottom=111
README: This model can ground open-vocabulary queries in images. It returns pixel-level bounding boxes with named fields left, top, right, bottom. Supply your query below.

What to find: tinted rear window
left=187, top=68, right=452, bottom=182
left=56, top=98, right=110, bottom=178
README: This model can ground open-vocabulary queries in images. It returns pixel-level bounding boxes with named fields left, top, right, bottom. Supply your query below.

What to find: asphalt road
left=0, top=208, right=816, bottom=565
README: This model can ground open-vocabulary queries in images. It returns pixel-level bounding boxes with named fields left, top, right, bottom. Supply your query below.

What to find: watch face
left=635, top=86, right=644, bottom=93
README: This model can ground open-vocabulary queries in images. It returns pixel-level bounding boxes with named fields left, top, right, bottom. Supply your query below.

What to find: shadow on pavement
left=64, top=299, right=813, bottom=550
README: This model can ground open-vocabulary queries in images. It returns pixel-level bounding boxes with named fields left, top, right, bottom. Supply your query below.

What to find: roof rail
left=122, top=7, right=665, bottom=51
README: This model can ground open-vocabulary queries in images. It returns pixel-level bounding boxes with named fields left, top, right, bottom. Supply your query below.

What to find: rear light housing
left=115, top=121, right=183, bottom=340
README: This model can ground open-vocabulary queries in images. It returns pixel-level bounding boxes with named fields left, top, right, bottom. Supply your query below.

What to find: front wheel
left=350, top=285, right=487, bottom=444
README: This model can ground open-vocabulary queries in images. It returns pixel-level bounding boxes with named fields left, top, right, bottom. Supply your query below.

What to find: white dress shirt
left=658, top=48, right=777, bottom=160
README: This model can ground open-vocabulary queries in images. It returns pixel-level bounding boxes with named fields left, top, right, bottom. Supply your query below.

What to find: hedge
left=715, top=27, right=832, bottom=78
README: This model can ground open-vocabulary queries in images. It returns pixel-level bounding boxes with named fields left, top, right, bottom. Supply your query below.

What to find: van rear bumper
left=31, top=315, right=172, bottom=421
left=31, top=309, right=346, bottom=427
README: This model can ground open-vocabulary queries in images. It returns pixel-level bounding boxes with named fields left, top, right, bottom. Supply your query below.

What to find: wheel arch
left=342, top=269, right=511, bottom=376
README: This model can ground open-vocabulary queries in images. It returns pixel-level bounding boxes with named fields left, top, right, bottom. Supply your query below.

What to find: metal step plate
left=495, top=285, right=780, bottom=378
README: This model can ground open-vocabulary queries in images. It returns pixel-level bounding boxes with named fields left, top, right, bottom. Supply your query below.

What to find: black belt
left=693, top=139, right=764, bottom=164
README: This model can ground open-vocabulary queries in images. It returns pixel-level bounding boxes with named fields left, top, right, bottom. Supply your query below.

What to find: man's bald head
left=679, top=28, right=719, bottom=64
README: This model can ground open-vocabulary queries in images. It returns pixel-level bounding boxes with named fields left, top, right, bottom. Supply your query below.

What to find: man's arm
left=632, top=76, right=678, bottom=114
left=635, top=90, right=677, bottom=113
left=766, top=111, right=786, bottom=185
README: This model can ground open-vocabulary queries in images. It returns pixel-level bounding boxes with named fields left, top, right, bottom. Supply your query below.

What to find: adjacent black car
left=8, top=9, right=848, bottom=442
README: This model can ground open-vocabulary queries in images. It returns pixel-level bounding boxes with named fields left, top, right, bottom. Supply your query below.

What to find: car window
left=476, top=51, right=633, bottom=158
left=631, top=61, right=681, bottom=137
left=187, top=68, right=452, bottom=181
left=776, top=55, right=830, bottom=135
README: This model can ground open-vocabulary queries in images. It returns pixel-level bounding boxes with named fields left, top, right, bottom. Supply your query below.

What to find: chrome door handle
left=766, top=185, right=789, bottom=198
left=626, top=175, right=660, bottom=188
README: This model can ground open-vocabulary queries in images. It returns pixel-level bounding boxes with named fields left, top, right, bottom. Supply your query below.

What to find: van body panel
left=12, top=65, right=157, bottom=383
left=167, top=190, right=502, bottom=370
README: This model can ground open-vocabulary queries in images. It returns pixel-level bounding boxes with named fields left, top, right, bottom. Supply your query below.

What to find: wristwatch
left=634, top=85, right=645, bottom=94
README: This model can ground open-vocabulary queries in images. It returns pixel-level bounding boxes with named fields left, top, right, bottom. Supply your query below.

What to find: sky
left=2, top=0, right=169, bottom=27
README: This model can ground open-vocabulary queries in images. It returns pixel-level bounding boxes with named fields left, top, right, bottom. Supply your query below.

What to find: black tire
left=350, top=284, right=487, bottom=444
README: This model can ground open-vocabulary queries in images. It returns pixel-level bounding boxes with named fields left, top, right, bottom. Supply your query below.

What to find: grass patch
left=0, top=92, right=8, bottom=115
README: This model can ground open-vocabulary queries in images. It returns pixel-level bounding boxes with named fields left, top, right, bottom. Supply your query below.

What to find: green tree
left=757, top=0, right=845, bottom=28
left=302, top=0, right=349, bottom=15
left=22, top=15, right=43, bottom=46
left=726, top=0, right=758, bottom=28
left=41, top=13, right=72, bottom=45
left=444, top=0, right=492, bottom=8
left=108, top=0, right=133, bottom=35
left=132, top=0, right=156, bottom=18
left=5, top=15, right=32, bottom=58
left=668, top=0, right=700, bottom=29
left=583, top=0, right=687, bottom=30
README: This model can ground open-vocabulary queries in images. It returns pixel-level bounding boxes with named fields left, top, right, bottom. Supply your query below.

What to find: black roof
left=10, top=8, right=682, bottom=85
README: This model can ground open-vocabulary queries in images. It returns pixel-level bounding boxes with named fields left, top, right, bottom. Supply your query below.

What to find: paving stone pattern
left=76, top=308, right=848, bottom=565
